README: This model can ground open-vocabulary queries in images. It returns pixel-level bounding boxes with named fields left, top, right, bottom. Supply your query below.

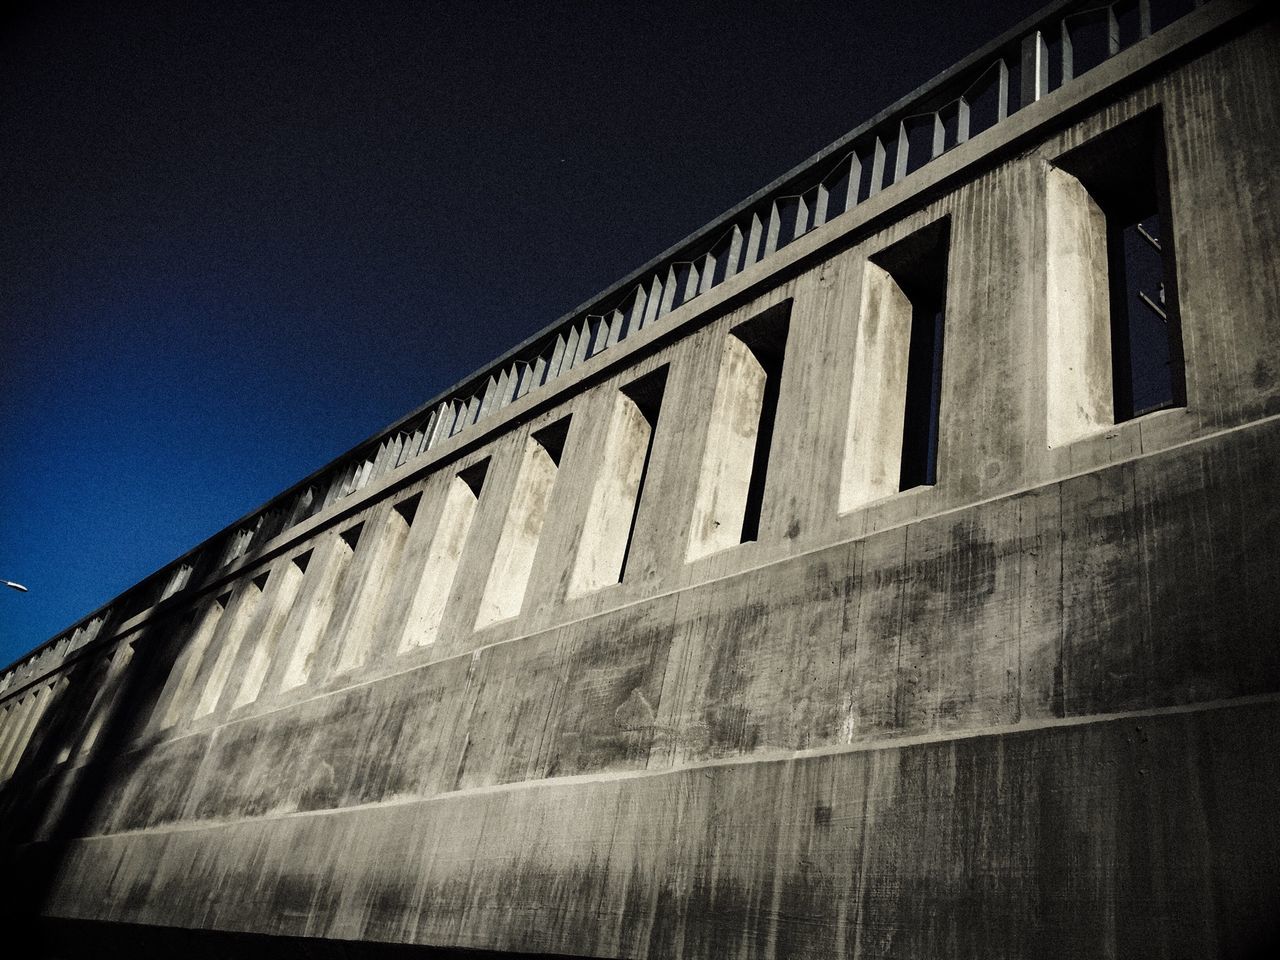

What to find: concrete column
left=230, top=553, right=309, bottom=709
left=331, top=500, right=417, bottom=674
left=475, top=432, right=561, bottom=627
left=569, top=390, right=655, bottom=595
left=156, top=596, right=229, bottom=730
left=687, top=334, right=767, bottom=561
left=277, top=529, right=361, bottom=691
left=895, top=120, right=911, bottom=183
left=0, top=700, right=26, bottom=777
left=1022, top=30, right=1050, bottom=107
left=1044, top=164, right=1113, bottom=447
left=398, top=469, right=484, bottom=651
left=192, top=575, right=268, bottom=718
left=74, top=643, right=134, bottom=760
left=744, top=211, right=766, bottom=267
left=870, top=135, right=888, bottom=195
left=839, top=260, right=913, bottom=511
left=2, top=684, right=55, bottom=778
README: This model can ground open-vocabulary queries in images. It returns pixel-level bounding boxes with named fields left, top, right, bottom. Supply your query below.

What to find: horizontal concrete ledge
left=67, top=691, right=1280, bottom=843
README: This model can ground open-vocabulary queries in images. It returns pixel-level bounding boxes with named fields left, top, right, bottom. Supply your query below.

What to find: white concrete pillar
left=399, top=468, right=485, bottom=650
left=687, top=334, right=768, bottom=561
left=1045, top=164, right=1114, bottom=448
left=476, top=430, right=562, bottom=627
left=839, top=260, right=914, bottom=511
left=232, top=552, right=309, bottom=708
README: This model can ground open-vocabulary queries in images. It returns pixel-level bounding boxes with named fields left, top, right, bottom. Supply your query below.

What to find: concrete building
left=3, top=0, right=1278, bottom=956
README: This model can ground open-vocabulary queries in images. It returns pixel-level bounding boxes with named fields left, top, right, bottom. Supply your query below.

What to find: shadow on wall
left=0, top=605, right=198, bottom=945
left=0, top=599, right=613, bottom=958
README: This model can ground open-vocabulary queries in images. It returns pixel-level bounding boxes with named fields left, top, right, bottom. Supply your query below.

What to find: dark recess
left=870, top=217, right=951, bottom=490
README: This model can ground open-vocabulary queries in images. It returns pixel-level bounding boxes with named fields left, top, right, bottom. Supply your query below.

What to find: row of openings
left=149, top=283, right=929, bottom=732
left=126, top=0, right=1203, bottom=627
left=134, top=112, right=1186, bottom=732
left=149, top=465, right=489, bottom=728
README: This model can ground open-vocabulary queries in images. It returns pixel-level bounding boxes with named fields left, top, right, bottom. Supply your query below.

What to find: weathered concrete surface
left=8, top=411, right=1280, bottom=832
left=24, top=701, right=1280, bottom=959
left=2, top=4, right=1279, bottom=958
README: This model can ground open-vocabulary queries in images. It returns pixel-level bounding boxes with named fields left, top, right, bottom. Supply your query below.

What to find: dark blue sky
left=0, top=0, right=1046, bottom=665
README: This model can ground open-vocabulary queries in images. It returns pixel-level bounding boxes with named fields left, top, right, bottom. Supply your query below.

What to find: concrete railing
left=0, top=0, right=1212, bottom=695
left=411, top=0, right=1205, bottom=451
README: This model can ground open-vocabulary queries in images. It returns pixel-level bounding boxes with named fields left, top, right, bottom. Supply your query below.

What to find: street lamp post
left=3, top=580, right=28, bottom=592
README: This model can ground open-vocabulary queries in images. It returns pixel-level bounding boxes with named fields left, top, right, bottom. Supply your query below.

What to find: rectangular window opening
left=570, top=366, right=668, bottom=595
left=158, top=594, right=230, bottom=730
left=688, top=301, right=791, bottom=561
left=840, top=218, right=950, bottom=512
left=1048, top=110, right=1185, bottom=444
left=279, top=525, right=362, bottom=690
left=232, top=552, right=309, bottom=708
left=193, top=573, right=269, bottom=718
left=399, top=459, right=488, bottom=650
left=873, top=219, right=950, bottom=491
left=332, top=497, right=420, bottom=674
left=476, top=417, right=570, bottom=629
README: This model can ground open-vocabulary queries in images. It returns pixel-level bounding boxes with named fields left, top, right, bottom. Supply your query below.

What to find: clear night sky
left=0, top=0, right=1049, bottom=665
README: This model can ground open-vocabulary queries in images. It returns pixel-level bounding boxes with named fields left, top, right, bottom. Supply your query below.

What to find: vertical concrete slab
left=398, top=471, right=483, bottom=651
left=1044, top=164, right=1114, bottom=448
left=276, top=530, right=360, bottom=691
left=475, top=435, right=559, bottom=628
left=839, top=260, right=912, bottom=512
left=191, top=576, right=267, bottom=718
left=686, top=334, right=766, bottom=561
left=569, top=389, right=656, bottom=596
left=1021, top=29, right=1050, bottom=106
left=157, top=596, right=230, bottom=730
left=329, top=501, right=416, bottom=675
left=230, top=551, right=310, bottom=709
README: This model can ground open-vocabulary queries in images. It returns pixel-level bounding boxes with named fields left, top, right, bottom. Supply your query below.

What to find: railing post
left=744, top=211, right=766, bottom=267
left=724, top=223, right=746, bottom=281
left=1021, top=30, right=1049, bottom=107
left=870, top=135, right=888, bottom=195
left=894, top=121, right=911, bottom=183
left=1061, top=17, right=1074, bottom=83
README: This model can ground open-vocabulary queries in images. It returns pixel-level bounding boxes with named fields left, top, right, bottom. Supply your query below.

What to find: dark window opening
left=339, top=523, right=363, bottom=551
left=532, top=416, right=572, bottom=467
left=733, top=302, right=791, bottom=543
left=871, top=218, right=951, bottom=491
left=457, top=459, right=490, bottom=498
left=1110, top=210, right=1177, bottom=419
left=1056, top=110, right=1185, bottom=422
left=617, top=366, right=668, bottom=582
left=393, top=492, right=422, bottom=526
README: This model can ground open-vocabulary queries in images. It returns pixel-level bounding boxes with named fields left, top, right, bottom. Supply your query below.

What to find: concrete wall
left=2, top=4, right=1279, bottom=957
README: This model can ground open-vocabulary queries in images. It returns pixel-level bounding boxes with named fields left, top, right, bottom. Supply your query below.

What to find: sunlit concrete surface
left=2, top=1, right=1279, bottom=957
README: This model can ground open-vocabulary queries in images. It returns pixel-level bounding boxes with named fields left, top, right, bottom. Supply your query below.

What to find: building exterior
left=2, top=0, right=1278, bottom=956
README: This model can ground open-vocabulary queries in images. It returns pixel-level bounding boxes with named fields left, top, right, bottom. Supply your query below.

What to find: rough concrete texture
left=2, top=4, right=1279, bottom=958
